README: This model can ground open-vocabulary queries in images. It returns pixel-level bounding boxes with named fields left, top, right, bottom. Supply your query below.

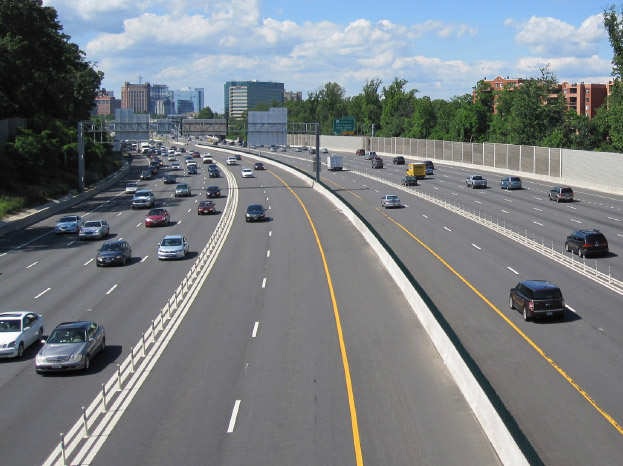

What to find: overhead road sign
left=334, top=117, right=355, bottom=135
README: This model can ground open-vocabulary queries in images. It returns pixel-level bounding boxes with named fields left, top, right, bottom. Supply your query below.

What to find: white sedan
left=125, top=182, right=139, bottom=194
left=171, top=162, right=181, bottom=171
left=241, top=168, right=254, bottom=178
left=226, top=157, right=237, bottom=165
left=0, top=312, right=45, bottom=358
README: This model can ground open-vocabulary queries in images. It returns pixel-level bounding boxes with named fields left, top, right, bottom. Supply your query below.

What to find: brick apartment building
left=475, top=76, right=612, bottom=119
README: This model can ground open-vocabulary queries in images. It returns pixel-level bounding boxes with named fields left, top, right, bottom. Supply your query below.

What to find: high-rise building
left=224, top=81, right=284, bottom=119
left=172, top=88, right=204, bottom=114
left=150, top=84, right=173, bottom=115
left=121, top=82, right=150, bottom=113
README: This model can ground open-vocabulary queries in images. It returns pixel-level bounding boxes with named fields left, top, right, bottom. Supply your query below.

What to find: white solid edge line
left=227, top=400, right=241, bottom=433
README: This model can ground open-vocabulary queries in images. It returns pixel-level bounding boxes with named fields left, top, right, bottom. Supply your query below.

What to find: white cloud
left=513, top=14, right=606, bottom=58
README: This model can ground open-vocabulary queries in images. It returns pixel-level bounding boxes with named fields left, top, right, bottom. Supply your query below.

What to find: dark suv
left=393, top=156, right=405, bottom=165
left=510, top=280, right=565, bottom=321
left=565, top=229, right=609, bottom=257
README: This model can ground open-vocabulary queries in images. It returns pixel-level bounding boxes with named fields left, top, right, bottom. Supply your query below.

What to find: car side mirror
left=40, top=338, right=47, bottom=344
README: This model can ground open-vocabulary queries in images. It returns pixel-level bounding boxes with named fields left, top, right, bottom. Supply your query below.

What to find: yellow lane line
left=321, top=177, right=363, bottom=199
left=270, top=170, right=364, bottom=465
left=381, top=211, right=623, bottom=436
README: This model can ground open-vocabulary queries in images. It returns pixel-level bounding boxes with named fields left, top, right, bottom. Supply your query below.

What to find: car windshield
left=561, top=188, right=573, bottom=193
left=59, top=216, right=77, bottom=223
left=248, top=205, right=264, bottom=212
left=83, top=221, right=102, bottom=228
left=135, top=191, right=150, bottom=196
left=47, top=328, right=87, bottom=344
left=510, top=177, right=521, bottom=182
left=148, top=209, right=164, bottom=216
left=162, top=238, right=182, bottom=246
left=472, top=176, right=483, bottom=180
left=100, top=242, right=122, bottom=252
left=0, top=319, right=21, bottom=332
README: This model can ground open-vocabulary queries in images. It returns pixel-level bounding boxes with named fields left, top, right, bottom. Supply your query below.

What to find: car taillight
left=529, top=302, right=534, bottom=311
left=583, top=243, right=590, bottom=248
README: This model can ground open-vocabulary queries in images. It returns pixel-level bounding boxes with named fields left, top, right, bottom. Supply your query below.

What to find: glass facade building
left=224, top=81, right=284, bottom=119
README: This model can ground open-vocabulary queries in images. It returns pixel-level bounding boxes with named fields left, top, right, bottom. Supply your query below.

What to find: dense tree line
left=0, top=0, right=111, bottom=209
left=281, top=6, right=623, bottom=154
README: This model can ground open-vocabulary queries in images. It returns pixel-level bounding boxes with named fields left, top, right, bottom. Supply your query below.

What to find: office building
left=173, top=88, right=204, bottom=114
left=224, top=81, right=285, bottom=119
left=121, top=82, right=150, bottom=113
left=284, top=91, right=303, bottom=102
left=94, top=90, right=121, bottom=116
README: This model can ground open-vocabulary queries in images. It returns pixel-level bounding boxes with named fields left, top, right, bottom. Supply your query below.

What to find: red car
left=198, top=201, right=216, bottom=215
left=145, top=208, right=170, bottom=227
left=192, top=151, right=201, bottom=158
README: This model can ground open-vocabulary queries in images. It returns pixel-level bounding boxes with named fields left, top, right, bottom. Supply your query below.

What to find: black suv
left=510, top=280, right=565, bottom=321
left=393, top=156, right=405, bottom=165
left=565, top=229, right=609, bottom=257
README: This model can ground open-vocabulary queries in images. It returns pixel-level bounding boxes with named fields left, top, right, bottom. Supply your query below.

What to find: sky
left=43, top=0, right=614, bottom=114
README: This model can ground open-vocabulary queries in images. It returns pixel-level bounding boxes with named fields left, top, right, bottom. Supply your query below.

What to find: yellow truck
left=406, top=163, right=426, bottom=179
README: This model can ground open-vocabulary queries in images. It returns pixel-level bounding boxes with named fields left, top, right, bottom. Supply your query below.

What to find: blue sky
left=44, top=0, right=613, bottom=113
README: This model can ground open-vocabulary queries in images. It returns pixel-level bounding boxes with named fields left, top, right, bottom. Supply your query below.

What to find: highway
left=0, top=146, right=499, bottom=465
left=255, top=146, right=623, bottom=464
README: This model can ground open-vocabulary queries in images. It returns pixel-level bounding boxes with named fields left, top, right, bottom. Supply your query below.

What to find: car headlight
left=69, top=352, right=83, bottom=362
left=8, top=341, right=17, bottom=348
left=115, top=255, right=122, bottom=260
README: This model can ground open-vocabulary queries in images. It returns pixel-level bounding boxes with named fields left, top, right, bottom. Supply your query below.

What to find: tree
left=196, top=106, right=214, bottom=119
left=379, top=78, right=417, bottom=137
left=406, top=96, right=436, bottom=139
left=602, top=5, right=623, bottom=151
left=0, top=0, right=103, bottom=123
left=348, top=79, right=382, bottom=134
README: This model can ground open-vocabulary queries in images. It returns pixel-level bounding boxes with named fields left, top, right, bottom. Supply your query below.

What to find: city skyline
left=45, top=0, right=613, bottom=113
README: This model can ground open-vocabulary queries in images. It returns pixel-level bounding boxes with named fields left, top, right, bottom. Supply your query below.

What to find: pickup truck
left=466, top=175, right=488, bottom=189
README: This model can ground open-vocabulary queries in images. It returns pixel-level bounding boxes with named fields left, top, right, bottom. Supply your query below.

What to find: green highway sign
left=334, top=117, right=355, bottom=135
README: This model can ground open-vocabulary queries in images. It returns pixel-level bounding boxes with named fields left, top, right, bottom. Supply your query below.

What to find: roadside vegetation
left=0, top=0, right=114, bottom=219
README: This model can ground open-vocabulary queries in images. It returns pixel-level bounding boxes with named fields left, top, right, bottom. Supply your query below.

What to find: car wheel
left=100, top=338, right=106, bottom=353
left=17, top=342, right=24, bottom=358
left=522, top=305, right=531, bottom=322
left=38, top=327, right=43, bottom=342
left=122, top=256, right=127, bottom=266
left=84, top=355, right=90, bottom=371
left=509, top=296, right=515, bottom=310
left=565, top=242, right=571, bottom=253
left=578, top=248, right=584, bottom=258
left=556, top=197, right=560, bottom=203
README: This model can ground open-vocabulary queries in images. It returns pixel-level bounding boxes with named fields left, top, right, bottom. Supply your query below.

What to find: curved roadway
left=0, top=146, right=499, bottom=465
